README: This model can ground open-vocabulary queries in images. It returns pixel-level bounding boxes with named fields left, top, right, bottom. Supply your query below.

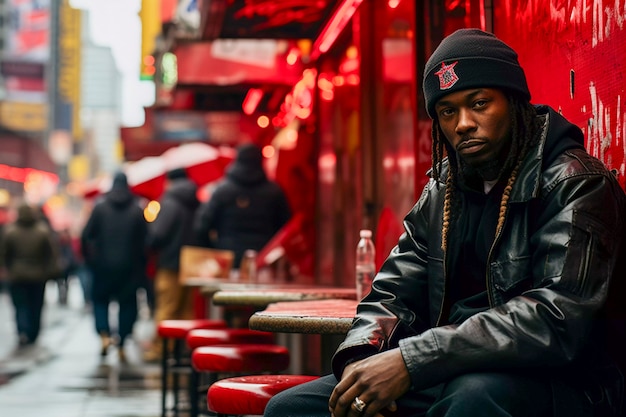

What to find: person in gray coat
left=0, top=202, right=60, bottom=347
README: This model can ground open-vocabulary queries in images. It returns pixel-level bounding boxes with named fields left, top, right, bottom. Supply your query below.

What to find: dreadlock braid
left=441, top=169, right=454, bottom=251
left=493, top=98, right=539, bottom=236
left=431, top=122, right=445, bottom=184
left=431, top=95, right=540, bottom=252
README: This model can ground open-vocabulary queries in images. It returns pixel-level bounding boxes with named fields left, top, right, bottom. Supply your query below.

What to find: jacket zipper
left=435, top=249, right=448, bottom=326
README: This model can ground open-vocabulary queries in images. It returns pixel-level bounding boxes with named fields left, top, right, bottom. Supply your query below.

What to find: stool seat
left=192, top=345, right=290, bottom=374
left=186, top=329, right=275, bottom=350
left=207, top=375, right=319, bottom=415
left=158, top=319, right=227, bottom=339
left=157, top=319, right=227, bottom=417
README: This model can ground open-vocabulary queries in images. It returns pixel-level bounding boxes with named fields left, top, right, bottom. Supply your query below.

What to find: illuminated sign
left=0, top=101, right=47, bottom=131
left=6, top=0, right=51, bottom=59
left=140, top=0, right=161, bottom=80
left=57, top=0, right=82, bottom=139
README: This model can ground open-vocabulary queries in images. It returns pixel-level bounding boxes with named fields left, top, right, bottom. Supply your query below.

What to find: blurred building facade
left=79, top=10, right=122, bottom=177
left=0, top=1, right=124, bottom=229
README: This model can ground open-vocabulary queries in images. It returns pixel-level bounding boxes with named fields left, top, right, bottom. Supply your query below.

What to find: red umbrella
left=126, top=156, right=167, bottom=201
left=162, top=142, right=236, bottom=186
left=126, top=143, right=235, bottom=200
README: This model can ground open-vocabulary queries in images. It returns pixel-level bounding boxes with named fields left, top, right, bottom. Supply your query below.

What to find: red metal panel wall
left=494, top=0, right=626, bottom=189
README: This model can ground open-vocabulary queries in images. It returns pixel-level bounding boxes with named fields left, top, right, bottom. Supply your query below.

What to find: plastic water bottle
left=355, top=229, right=376, bottom=300
left=240, top=250, right=257, bottom=283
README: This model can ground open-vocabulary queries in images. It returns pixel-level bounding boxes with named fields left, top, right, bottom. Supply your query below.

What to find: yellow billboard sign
left=0, top=101, right=48, bottom=131
left=58, top=0, right=82, bottom=140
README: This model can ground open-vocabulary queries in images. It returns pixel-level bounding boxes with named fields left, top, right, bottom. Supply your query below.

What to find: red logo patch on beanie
left=435, top=61, right=459, bottom=90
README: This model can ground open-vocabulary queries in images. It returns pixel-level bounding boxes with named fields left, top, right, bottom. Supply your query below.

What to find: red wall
left=495, top=0, right=626, bottom=189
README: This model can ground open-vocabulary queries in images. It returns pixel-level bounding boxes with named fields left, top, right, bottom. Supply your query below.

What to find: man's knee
left=264, top=389, right=293, bottom=416
left=443, top=373, right=510, bottom=400
left=431, top=372, right=552, bottom=417
left=264, top=374, right=337, bottom=417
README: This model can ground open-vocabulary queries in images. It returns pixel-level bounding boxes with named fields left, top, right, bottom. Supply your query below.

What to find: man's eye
left=474, top=100, right=488, bottom=108
left=439, top=108, right=454, bottom=117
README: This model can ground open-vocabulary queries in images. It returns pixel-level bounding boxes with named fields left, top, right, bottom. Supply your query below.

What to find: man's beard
left=472, top=157, right=504, bottom=181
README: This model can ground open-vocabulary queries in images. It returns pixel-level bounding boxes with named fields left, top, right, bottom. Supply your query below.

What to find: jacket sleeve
left=193, top=198, right=218, bottom=247
left=80, top=205, right=100, bottom=263
left=398, top=171, right=625, bottom=391
left=147, top=198, right=178, bottom=250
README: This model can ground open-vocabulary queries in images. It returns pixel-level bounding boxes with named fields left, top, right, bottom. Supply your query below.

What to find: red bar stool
left=191, top=344, right=291, bottom=416
left=207, top=374, right=319, bottom=416
left=158, top=319, right=227, bottom=417
left=185, top=328, right=276, bottom=417
left=186, top=328, right=276, bottom=349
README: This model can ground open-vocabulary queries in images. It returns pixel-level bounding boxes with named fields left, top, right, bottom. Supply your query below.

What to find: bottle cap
left=359, top=229, right=372, bottom=238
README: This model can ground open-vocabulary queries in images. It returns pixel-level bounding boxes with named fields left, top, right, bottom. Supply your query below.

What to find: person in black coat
left=143, top=168, right=200, bottom=362
left=81, top=172, right=148, bottom=361
left=193, top=143, right=292, bottom=269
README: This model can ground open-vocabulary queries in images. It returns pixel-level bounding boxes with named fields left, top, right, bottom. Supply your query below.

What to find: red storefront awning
left=0, top=132, right=56, bottom=174
left=175, top=41, right=305, bottom=87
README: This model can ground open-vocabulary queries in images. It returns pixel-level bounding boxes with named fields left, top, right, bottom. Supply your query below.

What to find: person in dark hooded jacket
left=193, top=143, right=291, bottom=268
left=142, top=168, right=200, bottom=362
left=81, top=171, right=148, bottom=362
left=0, top=202, right=60, bottom=347
left=265, top=29, right=626, bottom=417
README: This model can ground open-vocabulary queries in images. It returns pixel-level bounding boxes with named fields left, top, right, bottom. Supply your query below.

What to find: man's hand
left=328, top=348, right=411, bottom=417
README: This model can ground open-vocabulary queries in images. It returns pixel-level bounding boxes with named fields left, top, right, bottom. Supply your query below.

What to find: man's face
left=434, top=88, right=512, bottom=171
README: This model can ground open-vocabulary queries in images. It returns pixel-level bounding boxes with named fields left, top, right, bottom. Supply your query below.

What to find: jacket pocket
left=490, top=256, right=532, bottom=296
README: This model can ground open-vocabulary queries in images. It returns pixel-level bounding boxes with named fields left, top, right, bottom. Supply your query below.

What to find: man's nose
left=455, top=109, right=476, bottom=134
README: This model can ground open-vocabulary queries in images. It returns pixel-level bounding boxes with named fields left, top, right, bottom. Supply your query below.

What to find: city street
left=0, top=278, right=162, bottom=417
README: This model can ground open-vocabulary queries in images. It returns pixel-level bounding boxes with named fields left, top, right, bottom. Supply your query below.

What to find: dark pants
left=75, top=264, right=93, bottom=305
left=9, top=281, right=46, bottom=344
left=265, top=372, right=555, bottom=417
left=93, top=293, right=137, bottom=346
left=92, top=266, right=139, bottom=346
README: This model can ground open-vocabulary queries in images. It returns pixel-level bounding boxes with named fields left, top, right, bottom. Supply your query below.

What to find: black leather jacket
left=333, top=106, right=626, bottom=415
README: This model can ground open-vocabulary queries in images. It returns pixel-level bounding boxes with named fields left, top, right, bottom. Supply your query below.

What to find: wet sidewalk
left=0, top=279, right=162, bottom=417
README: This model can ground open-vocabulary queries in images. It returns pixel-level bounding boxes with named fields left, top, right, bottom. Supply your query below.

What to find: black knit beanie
left=423, top=28, right=530, bottom=119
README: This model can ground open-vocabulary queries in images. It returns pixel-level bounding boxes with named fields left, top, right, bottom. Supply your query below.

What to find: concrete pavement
left=0, top=278, right=163, bottom=417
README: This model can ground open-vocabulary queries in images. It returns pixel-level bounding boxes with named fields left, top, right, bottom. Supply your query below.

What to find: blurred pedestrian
left=55, top=228, right=77, bottom=306
left=0, top=202, right=61, bottom=347
left=193, top=143, right=291, bottom=269
left=69, top=227, right=92, bottom=310
left=35, top=204, right=65, bottom=303
left=143, top=168, right=200, bottom=362
left=81, top=172, right=148, bottom=362
left=0, top=203, right=11, bottom=294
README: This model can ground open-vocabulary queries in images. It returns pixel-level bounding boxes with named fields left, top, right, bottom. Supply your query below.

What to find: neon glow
left=242, top=88, right=264, bottom=115
left=262, top=145, right=276, bottom=158
left=0, top=164, right=58, bottom=185
left=257, top=115, right=270, bottom=128
left=311, top=0, right=364, bottom=60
